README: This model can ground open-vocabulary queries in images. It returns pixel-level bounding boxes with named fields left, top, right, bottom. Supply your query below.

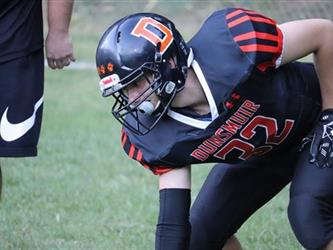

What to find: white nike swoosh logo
left=0, top=96, right=44, bottom=142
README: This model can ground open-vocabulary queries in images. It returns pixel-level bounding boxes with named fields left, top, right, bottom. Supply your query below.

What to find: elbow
left=321, top=19, right=333, bottom=44
left=313, top=19, right=333, bottom=54
left=328, top=20, right=333, bottom=41
left=323, top=19, right=333, bottom=38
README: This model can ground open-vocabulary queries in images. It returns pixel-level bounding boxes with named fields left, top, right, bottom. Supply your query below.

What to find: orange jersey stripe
left=240, top=44, right=279, bottom=53
left=233, top=31, right=279, bottom=42
left=244, top=10, right=264, bottom=16
left=226, top=9, right=243, bottom=20
left=228, top=15, right=275, bottom=28
left=226, top=9, right=267, bottom=20
left=121, top=130, right=127, bottom=147
left=227, top=15, right=249, bottom=28
left=249, top=16, right=276, bottom=25
left=136, top=150, right=143, bottom=162
left=129, top=143, right=135, bottom=158
left=154, top=167, right=173, bottom=175
left=142, top=163, right=150, bottom=170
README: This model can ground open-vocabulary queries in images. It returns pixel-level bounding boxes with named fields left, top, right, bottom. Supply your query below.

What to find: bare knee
left=323, top=239, right=333, bottom=250
left=223, top=236, right=242, bottom=250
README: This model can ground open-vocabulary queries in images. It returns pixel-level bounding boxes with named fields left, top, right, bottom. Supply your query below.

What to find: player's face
left=123, top=74, right=160, bottom=109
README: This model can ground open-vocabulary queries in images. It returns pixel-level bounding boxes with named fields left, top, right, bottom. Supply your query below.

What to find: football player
left=0, top=0, right=75, bottom=199
left=96, top=8, right=333, bottom=250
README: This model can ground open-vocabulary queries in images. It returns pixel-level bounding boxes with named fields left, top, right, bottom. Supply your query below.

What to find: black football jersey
left=0, top=0, right=43, bottom=62
left=121, top=8, right=322, bottom=174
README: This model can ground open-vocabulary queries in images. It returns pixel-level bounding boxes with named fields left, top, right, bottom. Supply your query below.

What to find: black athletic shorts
left=0, top=49, right=44, bottom=157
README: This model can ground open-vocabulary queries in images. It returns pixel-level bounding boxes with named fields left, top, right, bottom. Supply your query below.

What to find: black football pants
left=189, top=145, right=333, bottom=250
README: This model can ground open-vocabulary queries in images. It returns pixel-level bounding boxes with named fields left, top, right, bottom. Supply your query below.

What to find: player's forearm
left=157, top=167, right=191, bottom=249
left=313, top=20, right=333, bottom=110
left=47, top=0, right=74, bottom=33
left=155, top=188, right=191, bottom=250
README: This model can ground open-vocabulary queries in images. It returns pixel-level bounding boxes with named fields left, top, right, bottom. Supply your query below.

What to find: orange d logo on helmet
left=131, top=17, right=173, bottom=54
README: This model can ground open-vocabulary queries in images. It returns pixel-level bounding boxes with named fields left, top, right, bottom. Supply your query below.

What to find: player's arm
left=45, top=0, right=76, bottom=69
left=279, top=19, right=333, bottom=167
left=156, top=165, right=191, bottom=250
left=279, top=19, right=333, bottom=109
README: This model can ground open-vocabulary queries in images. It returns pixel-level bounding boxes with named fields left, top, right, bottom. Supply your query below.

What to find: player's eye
left=121, top=77, right=142, bottom=96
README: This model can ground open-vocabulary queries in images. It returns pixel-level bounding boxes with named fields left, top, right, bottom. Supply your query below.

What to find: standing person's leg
left=0, top=49, right=44, bottom=199
left=189, top=148, right=298, bottom=250
left=288, top=145, right=333, bottom=250
left=223, top=236, right=242, bottom=250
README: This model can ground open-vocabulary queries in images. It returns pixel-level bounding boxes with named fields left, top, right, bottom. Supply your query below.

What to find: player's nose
left=127, top=87, right=142, bottom=103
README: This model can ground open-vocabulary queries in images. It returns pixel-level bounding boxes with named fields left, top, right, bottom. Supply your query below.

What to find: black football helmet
left=96, top=13, right=192, bottom=135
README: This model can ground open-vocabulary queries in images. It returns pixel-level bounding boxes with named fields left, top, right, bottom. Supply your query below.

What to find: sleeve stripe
left=249, top=16, right=276, bottom=25
left=136, top=149, right=142, bottom=161
left=120, top=130, right=173, bottom=175
left=226, top=9, right=243, bottom=19
left=227, top=15, right=249, bottom=28
left=233, top=31, right=280, bottom=43
left=129, top=144, right=135, bottom=158
left=227, top=15, right=276, bottom=29
left=226, top=8, right=264, bottom=20
left=226, top=8, right=283, bottom=72
left=121, top=129, right=127, bottom=147
left=240, top=44, right=280, bottom=53
left=153, top=168, right=173, bottom=175
left=121, top=135, right=148, bottom=167
left=142, top=163, right=150, bottom=170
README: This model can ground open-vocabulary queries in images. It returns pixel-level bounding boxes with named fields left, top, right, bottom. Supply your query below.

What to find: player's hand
left=45, top=31, right=76, bottom=70
left=309, top=109, right=333, bottom=168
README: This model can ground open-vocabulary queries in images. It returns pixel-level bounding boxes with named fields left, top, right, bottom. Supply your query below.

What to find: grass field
left=0, top=69, right=303, bottom=249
